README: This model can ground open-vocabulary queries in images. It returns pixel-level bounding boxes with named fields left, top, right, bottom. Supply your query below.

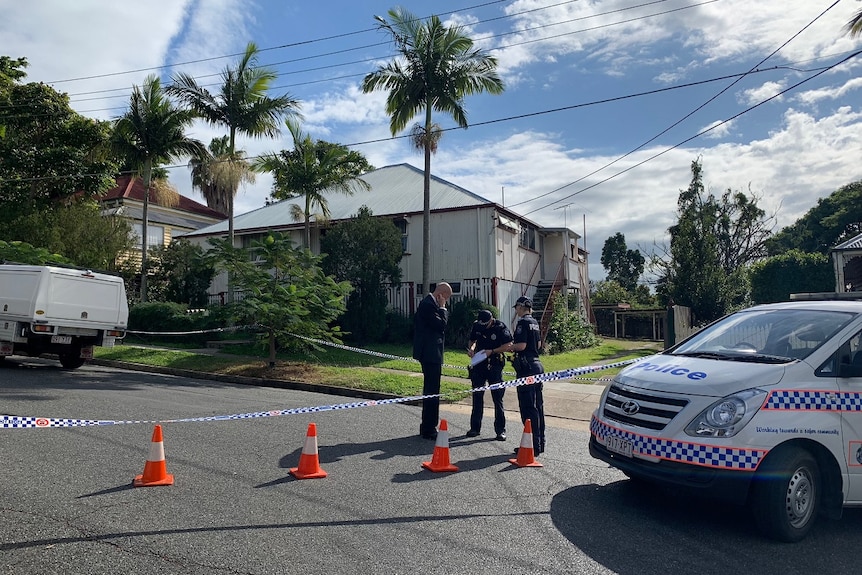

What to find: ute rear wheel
left=59, top=353, right=86, bottom=369
left=752, top=447, right=820, bottom=542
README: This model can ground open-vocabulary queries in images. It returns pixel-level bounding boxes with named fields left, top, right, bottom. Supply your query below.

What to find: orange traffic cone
left=508, top=419, right=543, bottom=468
left=133, top=424, right=175, bottom=487
left=289, top=423, right=328, bottom=479
left=421, top=419, right=459, bottom=472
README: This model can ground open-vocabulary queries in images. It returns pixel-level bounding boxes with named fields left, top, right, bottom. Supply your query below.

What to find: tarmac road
left=2, top=357, right=861, bottom=575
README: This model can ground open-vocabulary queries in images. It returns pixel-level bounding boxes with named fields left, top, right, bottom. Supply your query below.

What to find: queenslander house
left=180, top=163, right=591, bottom=337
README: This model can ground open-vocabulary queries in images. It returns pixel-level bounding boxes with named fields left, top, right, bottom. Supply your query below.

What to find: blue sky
left=3, top=0, right=862, bottom=283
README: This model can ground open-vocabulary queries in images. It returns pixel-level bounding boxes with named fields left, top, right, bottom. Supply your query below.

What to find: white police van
left=589, top=299, right=862, bottom=541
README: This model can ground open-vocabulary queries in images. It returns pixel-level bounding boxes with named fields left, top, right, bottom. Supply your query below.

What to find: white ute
left=589, top=299, right=862, bottom=541
left=0, top=264, right=129, bottom=369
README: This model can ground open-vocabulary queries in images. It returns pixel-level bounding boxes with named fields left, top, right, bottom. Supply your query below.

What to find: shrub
left=545, top=292, right=600, bottom=354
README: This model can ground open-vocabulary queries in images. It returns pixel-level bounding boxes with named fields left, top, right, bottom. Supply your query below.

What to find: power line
left=38, top=0, right=534, bottom=86
left=0, top=61, right=829, bottom=186
left=1, top=0, right=679, bottom=115
left=519, top=50, right=861, bottom=219
left=509, top=0, right=845, bottom=213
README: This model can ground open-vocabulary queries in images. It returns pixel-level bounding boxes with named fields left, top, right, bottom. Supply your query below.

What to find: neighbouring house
left=97, top=174, right=227, bottom=269
left=98, top=176, right=227, bottom=282
left=832, top=233, right=862, bottom=293
left=181, top=163, right=590, bottom=337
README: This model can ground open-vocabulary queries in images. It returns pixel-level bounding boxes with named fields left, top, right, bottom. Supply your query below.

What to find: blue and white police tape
left=0, top=357, right=646, bottom=430
left=287, top=332, right=516, bottom=374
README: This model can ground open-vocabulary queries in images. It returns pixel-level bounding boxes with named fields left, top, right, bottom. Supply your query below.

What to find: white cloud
left=699, top=119, right=735, bottom=139
left=796, top=77, right=862, bottom=106
left=738, top=80, right=786, bottom=107
left=1, top=0, right=194, bottom=120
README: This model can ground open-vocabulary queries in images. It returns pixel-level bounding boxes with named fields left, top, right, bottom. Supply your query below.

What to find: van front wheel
left=752, top=447, right=820, bottom=542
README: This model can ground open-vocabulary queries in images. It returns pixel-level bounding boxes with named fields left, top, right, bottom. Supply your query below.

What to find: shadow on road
left=550, top=480, right=862, bottom=575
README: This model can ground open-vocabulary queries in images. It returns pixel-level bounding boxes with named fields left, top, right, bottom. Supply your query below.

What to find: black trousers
left=515, top=359, right=545, bottom=453
left=469, top=364, right=506, bottom=434
left=420, top=361, right=442, bottom=436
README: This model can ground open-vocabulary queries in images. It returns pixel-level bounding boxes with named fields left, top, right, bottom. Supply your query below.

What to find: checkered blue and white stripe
left=763, top=389, right=862, bottom=412
left=591, top=416, right=765, bottom=470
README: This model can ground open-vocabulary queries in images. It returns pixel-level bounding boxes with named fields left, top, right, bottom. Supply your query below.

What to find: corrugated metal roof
left=834, top=232, right=862, bottom=251
left=184, top=163, right=493, bottom=237
left=119, top=206, right=220, bottom=231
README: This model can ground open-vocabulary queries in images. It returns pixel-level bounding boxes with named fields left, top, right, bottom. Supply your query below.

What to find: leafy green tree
left=320, top=206, right=402, bottom=342
left=749, top=250, right=834, bottom=304
left=590, top=279, right=631, bottom=305
left=601, top=232, right=645, bottom=293
left=0, top=56, right=28, bottom=138
left=0, top=200, right=132, bottom=270
left=168, top=43, right=301, bottom=246
left=207, top=231, right=351, bottom=367
left=148, top=238, right=216, bottom=307
left=765, top=181, right=862, bottom=256
left=0, top=239, right=71, bottom=265
left=655, top=158, right=770, bottom=323
left=254, top=120, right=373, bottom=249
left=0, top=62, right=117, bottom=221
left=362, top=7, right=504, bottom=294
left=112, top=74, right=205, bottom=302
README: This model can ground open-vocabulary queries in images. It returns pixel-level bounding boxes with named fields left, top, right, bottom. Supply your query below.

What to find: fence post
left=664, top=301, right=675, bottom=349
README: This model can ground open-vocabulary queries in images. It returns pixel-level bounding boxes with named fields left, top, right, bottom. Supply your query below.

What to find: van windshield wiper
left=671, top=351, right=794, bottom=364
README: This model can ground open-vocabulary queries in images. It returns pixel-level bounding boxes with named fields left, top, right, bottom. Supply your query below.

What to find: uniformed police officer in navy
left=466, top=309, right=514, bottom=441
left=511, top=296, right=545, bottom=455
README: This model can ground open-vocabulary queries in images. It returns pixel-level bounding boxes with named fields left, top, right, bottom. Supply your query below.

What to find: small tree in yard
left=148, top=238, right=216, bottom=307
left=207, top=232, right=351, bottom=367
left=319, top=206, right=402, bottom=342
left=545, top=292, right=599, bottom=354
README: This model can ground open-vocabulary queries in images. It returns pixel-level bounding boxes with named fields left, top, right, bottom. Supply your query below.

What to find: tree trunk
left=422, top=106, right=433, bottom=296
left=140, top=159, right=152, bottom=303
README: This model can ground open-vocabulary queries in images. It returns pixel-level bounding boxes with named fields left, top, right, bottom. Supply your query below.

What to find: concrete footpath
left=444, top=378, right=607, bottom=433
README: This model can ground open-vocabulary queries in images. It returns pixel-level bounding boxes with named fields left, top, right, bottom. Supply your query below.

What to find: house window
left=131, top=224, right=165, bottom=249
left=242, top=234, right=267, bottom=262
left=393, top=218, right=408, bottom=253
left=428, top=281, right=461, bottom=295
left=519, top=223, right=536, bottom=251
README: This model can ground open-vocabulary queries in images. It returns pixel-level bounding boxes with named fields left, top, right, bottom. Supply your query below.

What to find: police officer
left=511, top=296, right=545, bottom=455
left=466, top=309, right=513, bottom=441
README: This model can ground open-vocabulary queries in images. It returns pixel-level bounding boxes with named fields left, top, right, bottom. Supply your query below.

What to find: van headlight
left=684, top=388, right=767, bottom=438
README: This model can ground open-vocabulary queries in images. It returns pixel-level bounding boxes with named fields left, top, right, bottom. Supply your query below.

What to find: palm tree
left=253, top=119, right=373, bottom=249
left=846, top=8, right=862, bottom=37
left=167, top=42, right=301, bottom=247
left=188, top=136, right=255, bottom=216
left=362, top=7, right=504, bottom=294
left=112, top=74, right=205, bottom=302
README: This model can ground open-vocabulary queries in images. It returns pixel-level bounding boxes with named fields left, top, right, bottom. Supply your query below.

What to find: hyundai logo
left=621, top=400, right=641, bottom=415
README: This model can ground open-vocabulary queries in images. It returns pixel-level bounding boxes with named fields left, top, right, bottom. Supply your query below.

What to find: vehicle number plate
left=50, top=335, right=72, bottom=345
left=605, top=435, right=633, bottom=458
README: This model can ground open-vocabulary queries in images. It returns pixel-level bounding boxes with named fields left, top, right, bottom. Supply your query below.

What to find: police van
left=589, top=299, right=862, bottom=541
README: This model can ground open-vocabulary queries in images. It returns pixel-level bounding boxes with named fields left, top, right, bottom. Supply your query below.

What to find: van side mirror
left=838, top=362, right=862, bottom=378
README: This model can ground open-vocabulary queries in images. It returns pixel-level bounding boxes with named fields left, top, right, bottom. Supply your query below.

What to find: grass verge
left=95, top=338, right=661, bottom=397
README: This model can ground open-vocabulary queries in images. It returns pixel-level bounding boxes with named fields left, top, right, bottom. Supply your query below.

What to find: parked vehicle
left=589, top=300, right=862, bottom=541
left=0, top=264, right=128, bottom=368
